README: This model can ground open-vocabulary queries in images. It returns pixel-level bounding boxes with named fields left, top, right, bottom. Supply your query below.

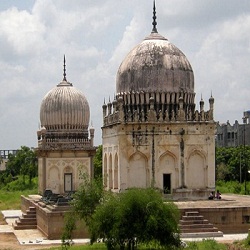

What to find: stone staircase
left=13, top=206, right=37, bottom=230
left=179, top=211, right=223, bottom=238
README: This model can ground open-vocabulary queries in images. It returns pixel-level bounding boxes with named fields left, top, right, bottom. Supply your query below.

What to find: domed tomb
left=114, top=4, right=196, bottom=121
left=102, top=2, right=216, bottom=201
left=38, top=58, right=91, bottom=149
left=40, top=80, right=90, bottom=133
left=116, top=32, right=194, bottom=95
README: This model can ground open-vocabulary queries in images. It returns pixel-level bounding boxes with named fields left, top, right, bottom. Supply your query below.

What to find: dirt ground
left=0, top=233, right=56, bottom=250
left=0, top=233, right=243, bottom=250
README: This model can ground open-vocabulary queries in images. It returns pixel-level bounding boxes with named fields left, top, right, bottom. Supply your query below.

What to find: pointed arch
left=128, top=151, right=148, bottom=188
left=47, top=166, right=60, bottom=193
left=114, top=153, right=118, bottom=189
left=108, top=154, right=113, bottom=189
left=157, top=151, right=178, bottom=192
left=103, top=153, right=107, bottom=187
left=186, top=150, right=206, bottom=188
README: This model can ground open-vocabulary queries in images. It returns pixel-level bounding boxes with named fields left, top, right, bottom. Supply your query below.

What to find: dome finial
left=152, top=0, right=158, bottom=33
left=63, top=55, right=67, bottom=81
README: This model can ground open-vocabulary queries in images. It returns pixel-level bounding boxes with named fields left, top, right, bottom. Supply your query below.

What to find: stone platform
left=175, top=194, right=250, bottom=234
left=17, top=193, right=250, bottom=240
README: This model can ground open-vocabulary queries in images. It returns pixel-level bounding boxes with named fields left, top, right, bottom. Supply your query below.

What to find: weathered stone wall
left=102, top=120, right=215, bottom=200
left=180, top=207, right=250, bottom=234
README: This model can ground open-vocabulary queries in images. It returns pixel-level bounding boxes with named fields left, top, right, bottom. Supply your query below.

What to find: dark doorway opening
left=163, top=174, right=171, bottom=194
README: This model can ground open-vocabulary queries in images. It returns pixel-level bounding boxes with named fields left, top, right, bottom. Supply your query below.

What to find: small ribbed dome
left=116, top=32, right=194, bottom=94
left=40, top=80, right=90, bottom=131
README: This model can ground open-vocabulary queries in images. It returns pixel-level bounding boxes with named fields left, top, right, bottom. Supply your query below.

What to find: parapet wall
left=21, top=195, right=89, bottom=240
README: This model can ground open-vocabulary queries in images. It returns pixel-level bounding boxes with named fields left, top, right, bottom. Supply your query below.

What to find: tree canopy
left=93, top=145, right=102, bottom=179
left=90, top=188, right=180, bottom=250
left=5, top=146, right=37, bottom=184
left=63, top=177, right=180, bottom=250
left=216, top=146, right=250, bottom=182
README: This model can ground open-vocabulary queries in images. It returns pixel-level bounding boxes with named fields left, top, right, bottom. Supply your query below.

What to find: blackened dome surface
left=40, top=80, right=90, bottom=130
left=116, top=32, right=194, bottom=94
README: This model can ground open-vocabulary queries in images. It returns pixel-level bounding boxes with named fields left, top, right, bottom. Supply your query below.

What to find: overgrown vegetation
left=62, top=176, right=180, bottom=250
left=216, top=146, right=250, bottom=182
left=216, top=180, right=250, bottom=195
left=0, top=187, right=38, bottom=210
left=92, top=189, right=180, bottom=250
left=0, top=146, right=37, bottom=188
left=185, top=239, right=227, bottom=250
left=93, top=145, right=102, bottom=179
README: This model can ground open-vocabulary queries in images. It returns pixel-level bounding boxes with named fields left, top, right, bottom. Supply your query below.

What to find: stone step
left=185, top=211, right=199, bottom=216
left=26, top=210, right=36, bottom=215
left=16, top=218, right=37, bottom=225
left=23, top=213, right=36, bottom=219
left=12, top=206, right=37, bottom=230
left=179, top=219, right=209, bottom=225
left=180, top=223, right=214, bottom=229
left=182, top=215, right=204, bottom=220
left=181, top=231, right=223, bottom=238
left=179, top=210, right=223, bottom=237
left=181, top=227, right=219, bottom=233
left=12, top=222, right=37, bottom=230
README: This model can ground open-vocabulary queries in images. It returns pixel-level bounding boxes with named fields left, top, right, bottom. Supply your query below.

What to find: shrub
left=89, top=188, right=180, bottom=250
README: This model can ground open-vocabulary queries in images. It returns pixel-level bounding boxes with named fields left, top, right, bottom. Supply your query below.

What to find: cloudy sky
left=0, top=0, right=250, bottom=149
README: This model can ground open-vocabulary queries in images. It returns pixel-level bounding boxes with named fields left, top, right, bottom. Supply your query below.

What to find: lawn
left=0, top=188, right=38, bottom=210
left=44, top=239, right=249, bottom=250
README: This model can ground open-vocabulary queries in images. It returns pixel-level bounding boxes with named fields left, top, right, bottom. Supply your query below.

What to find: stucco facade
left=37, top=151, right=94, bottom=194
left=102, top=106, right=216, bottom=200
left=36, top=57, right=96, bottom=195
left=102, top=3, right=216, bottom=200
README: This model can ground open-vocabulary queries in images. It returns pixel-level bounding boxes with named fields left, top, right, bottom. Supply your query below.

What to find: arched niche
left=47, top=166, right=60, bottom=193
left=157, top=151, right=177, bottom=193
left=103, top=154, right=107, bottom=187
left=109, top=154, right=112, bottom=189
left=127, top=151, right=148, bottom=188
left=187, top=150, right=206, bottom=188
left=114, top=153, right=118, bottom=189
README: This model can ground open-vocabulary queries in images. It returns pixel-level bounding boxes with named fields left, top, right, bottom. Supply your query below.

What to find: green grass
left=185, top=239, right=227, bottom=250
left=0, top=188, right=38, bottom=210
left=47, top=243, right=107, bottom=249
left=45, top=240, right=230, bottom=250
left=216, top=180, right=250, bottom=195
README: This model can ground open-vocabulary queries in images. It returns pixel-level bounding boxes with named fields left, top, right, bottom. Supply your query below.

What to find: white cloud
left=0, top=0, right=250, bottom=149
left=0, top=7, right=45, bottom=55
left=193, top=13, right=250, bottom=122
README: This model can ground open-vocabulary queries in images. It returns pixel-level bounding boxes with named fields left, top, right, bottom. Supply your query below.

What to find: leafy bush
left=90, top=188, right=180, bottom=250
left=244, top=231, right=250, bottom=247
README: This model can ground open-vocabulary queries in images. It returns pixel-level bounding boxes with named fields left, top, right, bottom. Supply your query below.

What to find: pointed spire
left=209, top=91, right=214, bottom=103
left=152, top=0, right=158, bottom=33
left=63, top=55, right=67, bottom=81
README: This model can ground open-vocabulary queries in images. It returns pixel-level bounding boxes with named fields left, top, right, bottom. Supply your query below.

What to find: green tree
left=216, top=146, right=250, bottom=182
left=6, top=146, right=37, bottom=183
left=93, top=145, right=102, bottom=179
left=62, top=173, right=104, bottom=247
left=90, top=188, right=180, bottom=250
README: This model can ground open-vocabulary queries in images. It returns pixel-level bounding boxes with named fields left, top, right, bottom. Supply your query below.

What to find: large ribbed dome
left=116, top=32, right=194, bottom=94
left=40, top=80, right=90, bottom=131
